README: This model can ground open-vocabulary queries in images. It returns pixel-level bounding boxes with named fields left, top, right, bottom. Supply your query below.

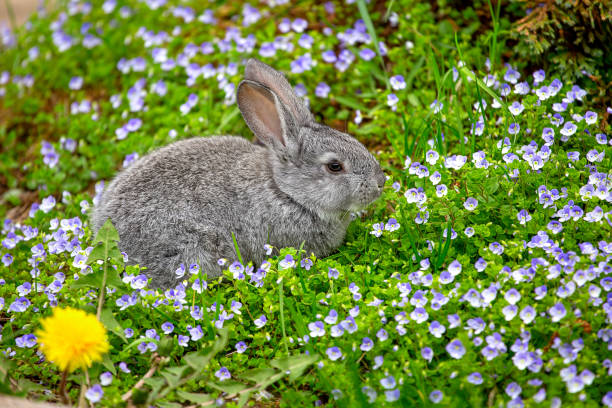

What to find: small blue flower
left=380, top=375, right=396, bottom=389
left=308, top=321, right=325, bottom=337
left=235, top=341, right=247, bottom=353
left=421, top=347, right=433, bottom=362
left=161, top=322, right=174, bottom=334
left=215, top=367, right=231, bottom=381
left=100, top=371, right=113, bottom=386
left=390, top=75, right=406, bottom=90
left=464, top=197, right=478, bottom=211
left=446, top=339, right=466, bottom=359
left=326, top=346, right=342, bottom=361
left=467, top=372, right=483, bottom=385
left=254, top=315, right=267, bottom=328
left=429, top=390, right=443, bottom=404
left=85, top=384, right=103, bottom=403
left=279, top=254, right=295, bottom=269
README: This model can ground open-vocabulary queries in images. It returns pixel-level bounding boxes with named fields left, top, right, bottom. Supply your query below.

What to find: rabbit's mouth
left=348, top=191, right=382, bottom=212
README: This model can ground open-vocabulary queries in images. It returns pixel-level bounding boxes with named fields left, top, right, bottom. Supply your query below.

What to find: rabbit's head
left=237, top=59, right=385, bottom=219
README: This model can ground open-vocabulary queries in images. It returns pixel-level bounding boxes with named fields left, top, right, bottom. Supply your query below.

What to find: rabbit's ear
left=243, top=59, right=312, bottom=125
left=237, top=79, right=296, bottom=149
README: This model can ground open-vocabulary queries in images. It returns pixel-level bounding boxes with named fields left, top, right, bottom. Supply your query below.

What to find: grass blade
left=356, top=0, right=389, bottom=89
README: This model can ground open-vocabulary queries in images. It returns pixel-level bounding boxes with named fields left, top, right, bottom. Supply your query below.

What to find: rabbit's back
left=92, top=136, right=267, bottom=287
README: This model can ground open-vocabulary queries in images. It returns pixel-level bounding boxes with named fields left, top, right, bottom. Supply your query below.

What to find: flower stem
left=58, top=369, right=69, bottom=404
left=96, top=261, right=108, bottom=320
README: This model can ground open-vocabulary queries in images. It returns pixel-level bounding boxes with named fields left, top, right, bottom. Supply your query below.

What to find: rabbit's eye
left=326, top=161, right=344, bottom=173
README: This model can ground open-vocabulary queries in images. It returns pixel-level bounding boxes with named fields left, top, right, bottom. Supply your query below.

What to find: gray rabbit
left=91, top=59, right=385, bottom=289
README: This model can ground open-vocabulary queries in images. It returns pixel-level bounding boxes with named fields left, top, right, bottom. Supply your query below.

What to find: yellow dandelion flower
left=36, top=307, right=110, bottom=373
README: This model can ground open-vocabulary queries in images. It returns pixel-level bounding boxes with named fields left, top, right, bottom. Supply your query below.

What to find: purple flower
left=359, top=48, right=376, bottom=61
left=380, top=375, right=396, bottom=389
left=505, top=382, right=521, bottom=398
left=15, top=334, right=37, bottom=348
left=291, top=18, right=308, bottom=33
left=446, top=339, right=466, bottom=359
left=315, top=82, right=330, bottom=98
left=429, top=390, right=443, bottom=403
left=178, top=335, right=189, bottom=347
left=376, top=328, right=389, bottom=341
left=385, top=218, right=400, bottom=232
left=390, top=75, right=406, bottom=90
left=328, top=267, right=339, bottom=279
left=122, top=152, right=140, bottom=168
left=430, top=99, right=443, bottom=113
left=360, top=337, right=374, bottom=351
left=254, top=315, right=267, bottom=328
left=215, top=367, right=231, bottom=381
left=421, top=346, right=433, bottom=362
left=85, top=384, right=103, bottom=403
left=69, top=76, right=83, bottom=90
left=322, top=50, right=337, bottom=63
left=508, top=122, right=520, bottom=135
left=308, top=321, right=325, bottom=337
left=464, top=197, right=478, bottom=211
left=131, top=274, right=148, bottom=289
left=517, top=209, right=531, bottom=225
left=8, top=297, right=31, bottom=313
left=325, top=309, right=338, bottom=325
left=161, top=322, right=174, bottom=334
left=300, top=258, right=313, bottom=270
left=188, top=325, right=204, bottom=341
left=100, top=372, right=113, bottom=386
left=467, top=372, right=483, bottom=385
left=519, top=305, right=536, bottom=324
left=549, top=302, right=567, bottom=322
left=279, top=254, right=295, bottom=269
left=326, top=346, right=342, bottom=361
left=235, top=341, right=247, bottom=353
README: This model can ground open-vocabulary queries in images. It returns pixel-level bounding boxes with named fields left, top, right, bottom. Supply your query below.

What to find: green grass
left=0, top=1, right=611, bottom=407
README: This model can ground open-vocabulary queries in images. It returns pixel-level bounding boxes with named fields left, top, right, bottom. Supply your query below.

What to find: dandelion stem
left=58, top=369, right=69, bottom=405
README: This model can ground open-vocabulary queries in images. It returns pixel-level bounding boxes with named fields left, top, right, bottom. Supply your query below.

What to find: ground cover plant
left=0, top=0, right=611, bottom=407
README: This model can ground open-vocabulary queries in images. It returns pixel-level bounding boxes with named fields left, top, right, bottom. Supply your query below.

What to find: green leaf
left=156, top=402, right=182, bottom=408
left=334, top=95, right=368, bottom=112
left=0, top=356, right=17, bottom=383
left=237, top=389, right=254, bottom=407
left=183, top=350, right=213, bottom=372
left=183, top=329, right=228, bottom=371
left=270, top=353, right=319, bottom=381
left=207, top=381, right=247, bottom=395
left=240, top=367, right=280, bottom=384
left=16, top=378, right=44, bottom=393
left=356, top=0, right=389, bottom=88
left=160, top=366, right=189, bottom=389
left=92, top=218, right=120, bottom=245
left=101, top=353, right=117, bottom=375
left=458, top=66, right=508, bottom=110
left=88, top=218, right=123, bottom=265
left=88, top=244, right=123, bottom=265
left=176, top=390, right=214, bottom=403
left=143, top=377, right=166, bottom=394
left=484, top=177, right=500, bottom=194
left=71, top=267, right=123, bottom=290
left=99, top=307, right=127, bottom=343
left=215, top=106, right=240, bottom=133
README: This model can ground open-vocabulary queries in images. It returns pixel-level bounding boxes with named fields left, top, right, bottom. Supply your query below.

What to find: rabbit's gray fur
left=92, top=59, right=385, bottom=289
